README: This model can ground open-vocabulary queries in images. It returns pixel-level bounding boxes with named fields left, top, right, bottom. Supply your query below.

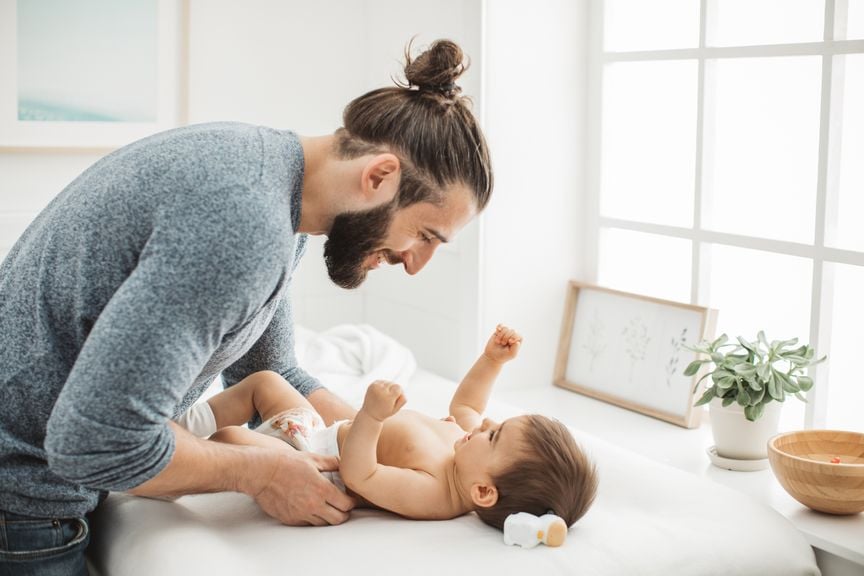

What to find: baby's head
left=455, top=414, right=598, bottom=530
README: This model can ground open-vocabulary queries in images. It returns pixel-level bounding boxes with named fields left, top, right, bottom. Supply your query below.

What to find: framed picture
left=0, top=0, right=186, bottom=149
left=554, top=281, right=718, bottom=428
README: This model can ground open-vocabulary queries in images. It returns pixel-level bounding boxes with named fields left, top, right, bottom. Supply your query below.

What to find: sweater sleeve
left=222, top=234, right=324, bottom=398
left=44, top=185, right=283, bottom=491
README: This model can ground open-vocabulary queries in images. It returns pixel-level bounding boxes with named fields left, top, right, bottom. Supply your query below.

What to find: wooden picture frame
left=554, top=281, right=718, bottom=428
left=0, top=0, right=187, bottom=150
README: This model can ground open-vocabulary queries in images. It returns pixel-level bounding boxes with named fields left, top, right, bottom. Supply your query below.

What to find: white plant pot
left=709, top=399, right=782, bottom=460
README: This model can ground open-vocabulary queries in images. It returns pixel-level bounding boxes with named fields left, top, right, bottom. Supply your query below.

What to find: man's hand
left=360, top=380, right=406, bottom=422
left=130, top=422, right=354, bottom=526
left=483, top=324, right=523, bottom=364
left=249, top=449, right=355, bottom=526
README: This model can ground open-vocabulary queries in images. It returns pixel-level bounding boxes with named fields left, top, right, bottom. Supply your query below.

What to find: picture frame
left=0, top=0, right=187, bottom=150
left=554, top=281, right=718, bottom=428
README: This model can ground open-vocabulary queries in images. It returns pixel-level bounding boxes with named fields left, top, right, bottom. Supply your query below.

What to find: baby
left=178, top=325, right=598, bottom=530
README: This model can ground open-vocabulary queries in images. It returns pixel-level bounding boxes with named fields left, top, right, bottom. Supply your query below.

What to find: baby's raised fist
left=362, top=380, right=407, bottom=422
left=484, top=324, right=523, bottom=364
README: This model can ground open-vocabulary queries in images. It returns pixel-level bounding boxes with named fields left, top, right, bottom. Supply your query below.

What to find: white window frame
left=586, top=0, right=864, bottom=428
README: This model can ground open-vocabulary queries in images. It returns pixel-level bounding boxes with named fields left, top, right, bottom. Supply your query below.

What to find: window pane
left=602, top=61, right=697, bottom=227
left=598, top=228, right=692, bottom=303
left=705, top=57, right=821, bottom=243
left=844, top=0, right=864, bottom=39
left=604, top=0, right=700, bottom=51
left=709, top=0, right=824, bottom=46
left=828, top=54, right=864, bottom=252
left=704, top=244, right=813, bottom=430
left=825, top=263, right=864, bottom=432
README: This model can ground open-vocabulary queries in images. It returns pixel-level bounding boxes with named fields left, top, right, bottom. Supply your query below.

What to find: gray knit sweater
left=0, top=122, right=321, bottom=519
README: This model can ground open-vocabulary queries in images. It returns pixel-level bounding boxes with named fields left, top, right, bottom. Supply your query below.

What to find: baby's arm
left=449, top=325, right=522, bottom=431
left=340, top=381, right=448, bottom=519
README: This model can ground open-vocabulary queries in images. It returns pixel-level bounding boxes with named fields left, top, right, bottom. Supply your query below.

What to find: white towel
left=294, top=324, right=417, bottom=408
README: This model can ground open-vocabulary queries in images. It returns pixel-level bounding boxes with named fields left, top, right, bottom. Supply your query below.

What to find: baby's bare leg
left=207, top=370, right=315, bottom=428
left=249, top=371, right=315, bottom=422
left=241, top=372, right=326, bottom=451
left=210, top=425, right=289, bottom=450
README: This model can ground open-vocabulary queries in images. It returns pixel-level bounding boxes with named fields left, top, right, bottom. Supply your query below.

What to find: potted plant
left=684, top=332, right=826, bottom=461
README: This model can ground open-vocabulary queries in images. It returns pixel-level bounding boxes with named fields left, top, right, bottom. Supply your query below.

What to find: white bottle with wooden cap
left=503, top=512, right=568, bottom=548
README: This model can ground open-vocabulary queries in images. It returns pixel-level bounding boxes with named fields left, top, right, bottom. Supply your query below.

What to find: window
left=591, top=0, right=864, bottom=432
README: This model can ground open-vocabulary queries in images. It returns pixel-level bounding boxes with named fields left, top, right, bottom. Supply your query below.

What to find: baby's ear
left=470, top=483, right=499, bottom=508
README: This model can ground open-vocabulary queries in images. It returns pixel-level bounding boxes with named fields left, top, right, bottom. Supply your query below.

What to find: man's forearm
left=128, top=421, right=270, bottom=498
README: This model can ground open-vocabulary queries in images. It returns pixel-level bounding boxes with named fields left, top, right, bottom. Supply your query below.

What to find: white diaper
left=254, top=407, right=325, bottom=451
left=254, top=408, right=348, bottom=492
left=307, top=420, right=348, bottom=493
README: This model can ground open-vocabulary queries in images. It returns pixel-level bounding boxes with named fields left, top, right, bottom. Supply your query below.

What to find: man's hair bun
left=403, top=39, right=467, bottom=97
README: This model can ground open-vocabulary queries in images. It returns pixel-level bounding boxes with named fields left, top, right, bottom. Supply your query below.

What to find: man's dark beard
left=324, top=200, right=396, bottom=289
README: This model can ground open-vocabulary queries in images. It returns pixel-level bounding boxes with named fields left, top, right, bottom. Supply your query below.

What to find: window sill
left=499, top=385, right=864, bottom=568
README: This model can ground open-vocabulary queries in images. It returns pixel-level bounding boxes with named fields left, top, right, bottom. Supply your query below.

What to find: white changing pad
left=88, top=369, right=819, bottom=576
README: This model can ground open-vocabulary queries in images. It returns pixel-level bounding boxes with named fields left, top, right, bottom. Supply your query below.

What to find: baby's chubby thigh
left=209, top=425, right=288, bottom=449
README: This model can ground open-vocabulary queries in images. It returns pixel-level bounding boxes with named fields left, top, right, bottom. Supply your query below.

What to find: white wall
left=481, top=0, right=589, bottom=389
left=0, top=1, right=590, bottom=389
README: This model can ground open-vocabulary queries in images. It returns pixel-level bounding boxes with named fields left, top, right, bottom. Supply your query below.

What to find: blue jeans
left=0, top=511, right=90, bottom=576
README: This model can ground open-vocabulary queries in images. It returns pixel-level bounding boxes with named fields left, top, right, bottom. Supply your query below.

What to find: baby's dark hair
left=476, top=415, right=598, bottom=530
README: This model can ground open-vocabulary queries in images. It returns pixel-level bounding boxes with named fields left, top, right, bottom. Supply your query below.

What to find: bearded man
left=0, top=39, right=492, bottom=576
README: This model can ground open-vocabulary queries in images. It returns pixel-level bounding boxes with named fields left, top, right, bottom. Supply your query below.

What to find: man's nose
left=401, top=245, right=436, bottom=275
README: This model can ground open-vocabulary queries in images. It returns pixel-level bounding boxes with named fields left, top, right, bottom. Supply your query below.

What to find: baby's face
left=453, top=415, right=528, bottom=481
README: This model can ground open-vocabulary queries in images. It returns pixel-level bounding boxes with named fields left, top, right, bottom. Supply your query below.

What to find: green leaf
left=790, top=345, right=809, bottom=357
left=775, top=370, right=799, bottom=393
left=737, top=336, right=756, bottom=353
left=756, top=362, right=771, bottom=383
left=732, top=363, right=757, bottom=378
left=694, top=387, right=716, bottom=406
left=797, top=375, right=814, bottom=392
left=722, top=395, right=736, bottom=408
left=768, top=373, right=782, bottom=401
left=744, top=403, right=765, bottom=422
left=747, top=375, right=763, bottom=391
left=715, top=374, right=736, bottom=390
left=723, top=354, right=748, bottom=367
left=757, top=331, right=769, bottom=349
left=774, top=337, right=799, bottom=353
left=737, top=384, right=751, bottom=406
left=692, top=371, right=714, bottom=393
left=750, top=387, right=766, bottom=405
left=684, top=360, right=704, bottom=377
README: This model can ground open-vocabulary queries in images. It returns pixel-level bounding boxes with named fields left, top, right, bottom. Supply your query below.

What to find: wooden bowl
left=768, top=430, right=864, bottom=515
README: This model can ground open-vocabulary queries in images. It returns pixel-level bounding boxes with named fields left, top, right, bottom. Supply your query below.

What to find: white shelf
left=499, top=385, right=864, bottom=567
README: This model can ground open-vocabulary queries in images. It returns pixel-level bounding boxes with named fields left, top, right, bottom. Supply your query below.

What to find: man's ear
left=360, top=153, right=401, bottom=206
left=470, top=483, right=499, bottom=509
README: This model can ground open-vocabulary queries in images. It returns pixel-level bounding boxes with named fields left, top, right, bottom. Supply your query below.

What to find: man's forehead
left=405, top=185, right=477, bottom=227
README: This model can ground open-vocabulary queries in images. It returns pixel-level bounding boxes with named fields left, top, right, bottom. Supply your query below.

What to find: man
left=0, top=39, right=491, bottom=575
